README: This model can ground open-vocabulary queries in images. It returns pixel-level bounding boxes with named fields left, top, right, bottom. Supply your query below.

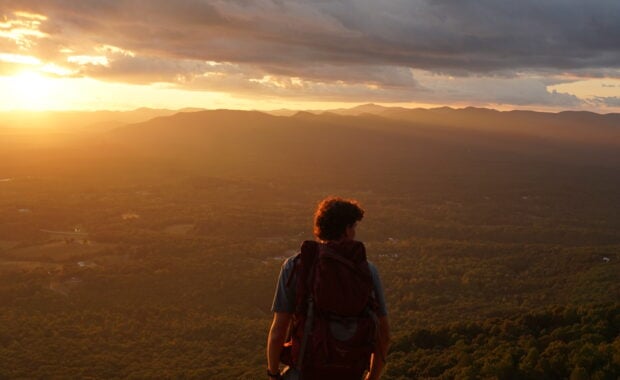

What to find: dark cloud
left=3, top=0, right=619, bottom=74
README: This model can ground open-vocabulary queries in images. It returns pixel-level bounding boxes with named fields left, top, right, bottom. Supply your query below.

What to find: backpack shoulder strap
left=285, top=239, right=319, bottom=289
left=300, top=240, right=319, bottom=266
left=297, top=240, right=319, bottom=295
left=296, top=240, right=320, bottom=370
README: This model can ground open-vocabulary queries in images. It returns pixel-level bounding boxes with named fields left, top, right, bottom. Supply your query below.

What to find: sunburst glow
left=5, top=70, right=58, bottom=110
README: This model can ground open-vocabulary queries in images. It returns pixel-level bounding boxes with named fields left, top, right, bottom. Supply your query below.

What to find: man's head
left=313, top=197, right=364, bottom=242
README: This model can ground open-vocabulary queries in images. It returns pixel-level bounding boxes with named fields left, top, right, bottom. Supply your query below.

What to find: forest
left=0, top=107, right=619, bottom=379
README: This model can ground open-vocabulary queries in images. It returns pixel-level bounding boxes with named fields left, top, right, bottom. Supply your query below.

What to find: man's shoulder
left=282, top=254, right=298, bottom=268
left=280, top=254, right=298, bottom=279
left=367, top=260, right=380, bottom=275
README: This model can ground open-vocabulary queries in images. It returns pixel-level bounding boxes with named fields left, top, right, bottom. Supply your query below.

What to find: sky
left=0, top=0, right=619, bottom=112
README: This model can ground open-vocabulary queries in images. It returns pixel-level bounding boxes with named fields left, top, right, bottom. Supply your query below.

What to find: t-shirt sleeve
left=368, top=262, right=388, bottom=317
left=271, top=257, right=296, bottom=313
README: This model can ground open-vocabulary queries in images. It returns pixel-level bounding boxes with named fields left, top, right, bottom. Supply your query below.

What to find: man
left=267, top=197, right=390, bottom=380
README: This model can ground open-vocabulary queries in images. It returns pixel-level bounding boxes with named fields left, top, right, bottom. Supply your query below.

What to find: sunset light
left=2, top=2, right=620, bottom=379
left=0, top=3, right=618, bottom=112
left=6, top=70, right=57, bottom=109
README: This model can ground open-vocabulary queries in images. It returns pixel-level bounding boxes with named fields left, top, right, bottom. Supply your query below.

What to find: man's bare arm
left=365, top=315, right=390, bottom=380
left=267, top=312, right=292, bottom=378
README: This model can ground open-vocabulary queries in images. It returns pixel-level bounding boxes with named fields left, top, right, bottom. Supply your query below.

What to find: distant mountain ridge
left=103, top=106, right=620, bottom=185
left=113, top=105, right=620, bottom=148
left=2, top=104, right=618, bottom=135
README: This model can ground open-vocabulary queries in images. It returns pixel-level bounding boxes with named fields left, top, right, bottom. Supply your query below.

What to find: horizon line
left=0, top=103, right=618, bottom=116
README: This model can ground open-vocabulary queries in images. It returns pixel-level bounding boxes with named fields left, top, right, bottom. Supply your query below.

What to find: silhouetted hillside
left=108, top=108, right=620, bottom=181
left=377, top=106, right=620, bottom=147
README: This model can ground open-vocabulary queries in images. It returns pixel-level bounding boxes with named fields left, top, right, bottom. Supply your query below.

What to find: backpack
left=281, top=240, right=379, bottom=380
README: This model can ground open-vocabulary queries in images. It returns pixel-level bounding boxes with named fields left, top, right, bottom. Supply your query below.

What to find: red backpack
left=281, top=240, right=379, bottom=380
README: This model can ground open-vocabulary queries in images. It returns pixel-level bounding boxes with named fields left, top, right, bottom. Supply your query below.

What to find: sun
left=5, top=70, right=58, bottom=110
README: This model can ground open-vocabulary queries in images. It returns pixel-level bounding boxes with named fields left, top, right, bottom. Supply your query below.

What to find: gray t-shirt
left=271, top=255, right=388, bottom=316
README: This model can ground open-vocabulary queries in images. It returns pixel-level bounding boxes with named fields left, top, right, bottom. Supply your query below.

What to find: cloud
left=178, top=66, right=581, bottom=107
left=78, top=55, right=208, bottom=83
left=589, top=96, right=620, bottom=108
left=184, top=65, right=425, bottom=102
left=405, top=71, right=583, bottom=107
left=3, top=0, right=618, bottom=73
left=0, top=0, right=618, bottom=109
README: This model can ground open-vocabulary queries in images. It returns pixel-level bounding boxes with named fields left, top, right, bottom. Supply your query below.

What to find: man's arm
left=365, top=315, right=390, bottom=380
left=266, top=312, right=292, bottom=378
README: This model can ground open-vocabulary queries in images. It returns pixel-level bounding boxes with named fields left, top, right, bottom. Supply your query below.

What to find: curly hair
left=313, top=197, right=365, bottom=241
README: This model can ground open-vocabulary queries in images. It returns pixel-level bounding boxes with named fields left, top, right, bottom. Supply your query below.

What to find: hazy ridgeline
left=1, top=107, right=619, bottom=379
